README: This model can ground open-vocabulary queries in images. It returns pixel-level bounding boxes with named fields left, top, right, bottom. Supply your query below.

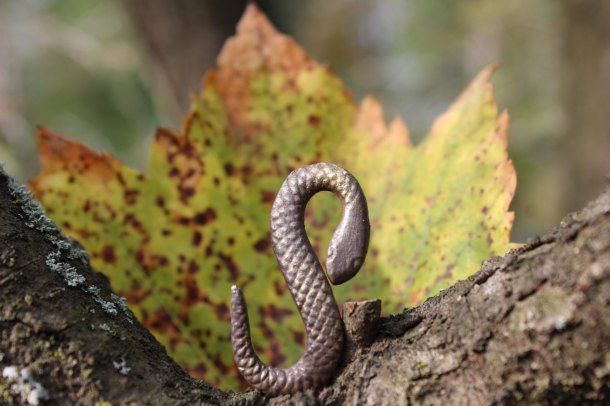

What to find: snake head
left=326, top=208, right=370, bottom=285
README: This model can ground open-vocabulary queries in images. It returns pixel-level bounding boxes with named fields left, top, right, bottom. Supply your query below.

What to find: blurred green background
left=1, top=0, right=609, bottom=241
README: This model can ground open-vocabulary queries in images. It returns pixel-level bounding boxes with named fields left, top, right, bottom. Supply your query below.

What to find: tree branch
left=1, top=166, right=609, bottom=404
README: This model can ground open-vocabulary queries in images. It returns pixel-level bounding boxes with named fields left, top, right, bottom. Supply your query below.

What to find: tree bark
left=0, top=165, right=609, bottom=405
left=0, top=169, right=231, bottom=405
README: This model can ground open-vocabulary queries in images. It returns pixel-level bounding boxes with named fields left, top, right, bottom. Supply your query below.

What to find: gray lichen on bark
left=0, top=169, right=228, bottom=405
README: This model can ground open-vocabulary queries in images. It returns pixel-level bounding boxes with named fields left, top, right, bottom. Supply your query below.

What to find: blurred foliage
left=0, top=0, right=605, bottom=239
left=293, top=0, right=566, bottom=240
left=0, top=0, right=162, bottom=180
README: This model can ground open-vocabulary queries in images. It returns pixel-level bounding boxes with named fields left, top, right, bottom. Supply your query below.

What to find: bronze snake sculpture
left=230, top=162, right=370, bottom=395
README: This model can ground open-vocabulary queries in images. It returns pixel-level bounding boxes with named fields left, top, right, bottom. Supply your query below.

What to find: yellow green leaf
left=30, top=5, right=515, bottom=390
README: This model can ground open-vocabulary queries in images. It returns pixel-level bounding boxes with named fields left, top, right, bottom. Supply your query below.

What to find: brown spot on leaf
left=482, top=206, right=489, bottom=214
left=259, top=304, right=292, bottom=322
left=218, top=253, right=241, bottom=280
left=211, top=354, right=231, bottom=375
left=261, top=190, right=275, bottom=204
left=124, top=189, right=138, bottom=205
left=179, top=186, right=195, bottom=202
left=433, top=274, right=444, bottom=285
left=214, top=302, right=231, bottom=321
left=180, top=272, right=203, bottom=324
left=291, top=330, right=305, bottom=346
left=257, top=320, right=275, bottom=340
left=187, top=260, right=198, bottom=275
left=116, top=172, right=126, bottom=187
left=123, top=279, right=149, bottom=304
left=182, top=112, right=200, bottom=137
left=100, top=245, right=116, bottom=264
left=191, top=329, right=203, bottom=340
left=168, top=167, right=179, bottom=178
left=135, top=244, right=165, bottom=275
left=191, top=363, right=207, bottom=378
left=194, top=208, right=217, bottom=225
left=308, top=115, right=321, bottom=127
left=250, top=334, right=287, bottom=368
left=192, top=231, right=203, bottom=246
left=269, top=347, right=286, bottom=367
left=123, top=213, right=145, bottom=235
left=242, top=165, right=253, bottom=179
left=253, top=237, right=270, bottom=253
left=444, top=263, right=455, bottom=279
left=274, top=280, right=287, bottom=295
left=147, top=308, right=181, bottom=345
left=75, top=228, right=95, bottom=240
left=224, top=163, right=235, bottom=176
left=155, top=128, right=180, bottom=147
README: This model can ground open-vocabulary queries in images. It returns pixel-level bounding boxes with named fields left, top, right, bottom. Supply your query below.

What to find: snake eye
left=327, top=247, right=336, bottom=259
left=351, top=257, right=363, bottom=271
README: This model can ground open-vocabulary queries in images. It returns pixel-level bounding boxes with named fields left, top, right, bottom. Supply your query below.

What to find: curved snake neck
left=230, top=162, right=370, bottom=395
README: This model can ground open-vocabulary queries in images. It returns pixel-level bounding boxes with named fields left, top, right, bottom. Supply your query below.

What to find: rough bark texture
left=0, top=164, right=609, bottom=405
left=0, top=169, right=233, bottom=405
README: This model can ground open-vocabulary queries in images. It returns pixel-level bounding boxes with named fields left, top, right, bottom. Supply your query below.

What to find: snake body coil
left=230, top=162, right=370, bottom=395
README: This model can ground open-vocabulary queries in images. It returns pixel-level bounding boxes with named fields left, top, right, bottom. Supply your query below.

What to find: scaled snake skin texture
left=230, top=163, right=370, bottom=395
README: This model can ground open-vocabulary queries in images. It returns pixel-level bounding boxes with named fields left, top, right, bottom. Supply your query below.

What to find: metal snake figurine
left=230, top=162, right=370, bottom=395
